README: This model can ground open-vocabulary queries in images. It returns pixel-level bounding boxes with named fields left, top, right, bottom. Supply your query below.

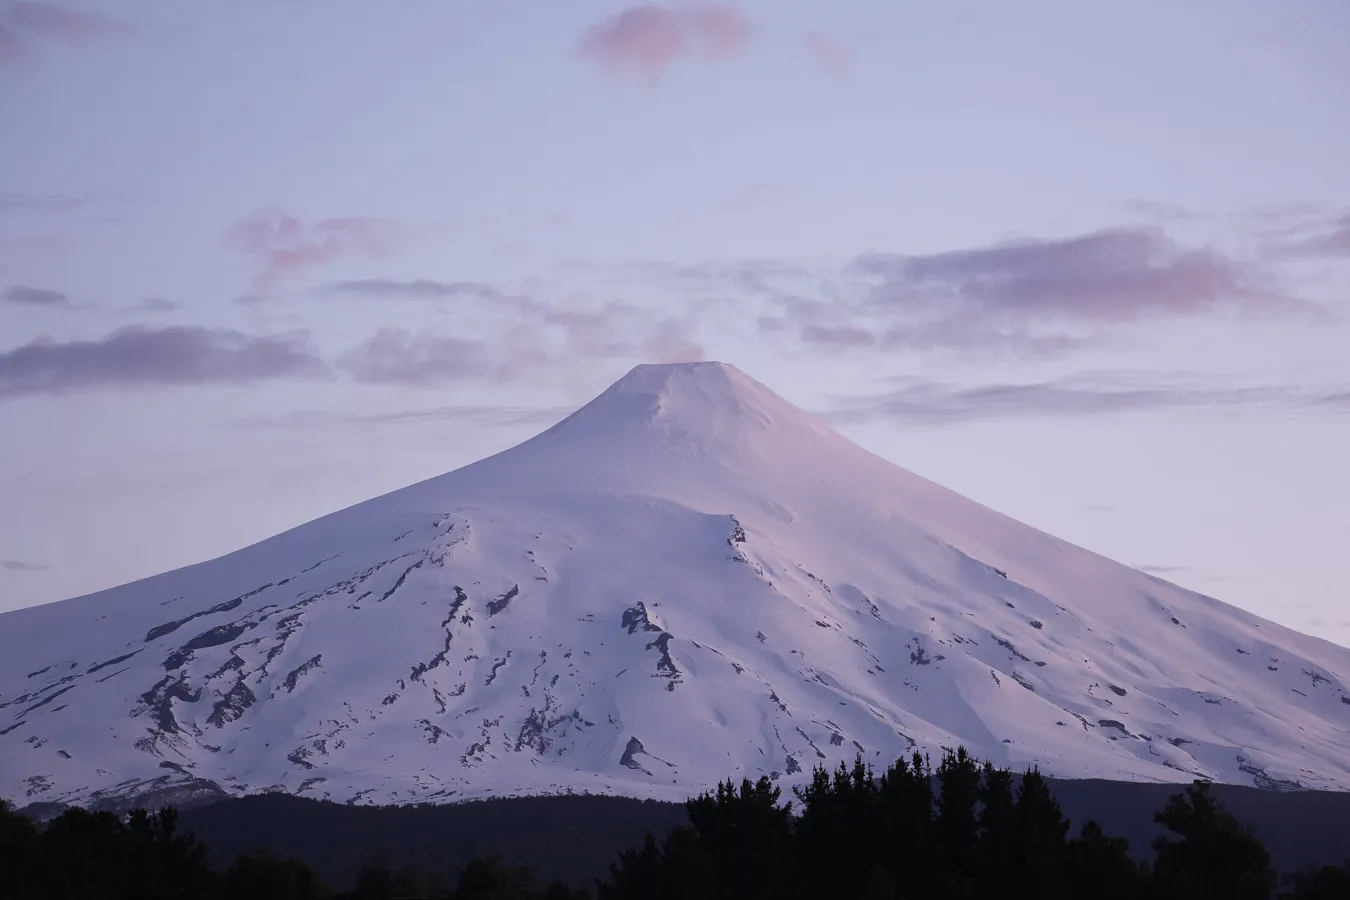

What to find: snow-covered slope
left=4, top=362, right=1350, bottom=810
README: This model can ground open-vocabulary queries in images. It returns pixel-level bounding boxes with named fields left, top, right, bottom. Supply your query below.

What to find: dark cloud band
left=0, top=326, right=326, bottom=399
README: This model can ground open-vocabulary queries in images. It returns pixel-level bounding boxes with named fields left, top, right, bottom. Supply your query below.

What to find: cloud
left=1, top=559, right=50, bottom=572
left=823, top=373, right=1338, bottom=426
left=1315, top=390, right=1350, bottom=409
left=323, top=267, right=707, bottom=386
left=327, top=278, right=509, bottom=303
left=333, top=288, right=705, bottom=387
left=236, top=404, right=572, bottom=431
left=799, top=323, right=876, bottom=349
left=713, top=226, right=1312, bottom=357
left=804, top=31, right=851, bottom=78
left=0, top=325, right=326, bottom=399
left=224, top=208, right=405, bottom=295
left=542, top=303, right=704, bottom=363
left=577, top=3, right=750, bottom=83
left=1126, top=199, right=1329, bottom=234
left=1276, top=213, right=1350, bottom=258
left=3, top=284, right=68, bottom=306
left=563, top=224, right=1321, bottom=360
left=337, top=330, right=519, bottom=385
left=0, top=2, right=129, bottom=63
left=0, top=190, right=130, bottom=222
left=853, top=227, right=1293, bottom=322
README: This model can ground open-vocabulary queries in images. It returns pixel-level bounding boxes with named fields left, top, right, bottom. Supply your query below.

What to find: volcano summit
left=3, top=362, right=1349, bottom=810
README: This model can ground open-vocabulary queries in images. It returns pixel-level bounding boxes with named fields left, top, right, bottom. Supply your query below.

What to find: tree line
left=3, top=746, right=1349, bottom=899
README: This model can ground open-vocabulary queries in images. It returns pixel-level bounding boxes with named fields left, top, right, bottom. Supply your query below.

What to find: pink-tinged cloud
left=0, top=2, right=129, bottom=62
left=223, top=208, right=405, bottom=294
left=682, top=4, right=750, bottom=57
left=577, top=3, right=751, bottom=83
left=804, top=31, right=851, bottom=79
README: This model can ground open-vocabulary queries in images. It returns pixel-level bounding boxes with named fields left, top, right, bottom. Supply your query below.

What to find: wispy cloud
left=337, top=330, right=520, bottom=385
left=0, top=2, right=129, bottom=64
left=0, top=326, right=326, bottom=400
left=577, top=3, right=751, bottom=83
left=0, top=189, right=129, bottom=216
left=1125, top=199, right=1324, bottom=225
left=224, top=208, right=405, bottom=295
left=325, top=268, right=706, bottom=387
left=236, top=404, right=571, bottom=432
left=336, top=310, right=703, bottom=388
left=1273, top=212, right=1350, bottom=258
left=1315, top=390, right=1350, bottom=410
left=1, top=558, right=50, bottom=572
left=271, top=270, right=707, bottom=391
left=803, top=31, right=851, bottom=78
left=823, top=373, right=1340, bottom=426
left=327, top=278, right=508, bottom=303
left=3, top=284, right=69, bottom=306
left=543, top=302, right=705, bottom=363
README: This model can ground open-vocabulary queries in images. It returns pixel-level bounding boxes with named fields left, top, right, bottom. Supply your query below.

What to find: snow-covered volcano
left=3, top=361, right=1349, bottom=810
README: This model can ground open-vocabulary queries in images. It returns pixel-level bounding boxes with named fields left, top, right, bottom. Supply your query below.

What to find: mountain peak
left=617, top=360, right=738, bottom=382
left=546, top=360, right=824, bottom=443
left=597, top=360, right=762, bottom=408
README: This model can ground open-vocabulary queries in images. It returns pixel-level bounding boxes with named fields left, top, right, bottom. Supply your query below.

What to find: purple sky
left=2, top=0, right=1348, bottom=645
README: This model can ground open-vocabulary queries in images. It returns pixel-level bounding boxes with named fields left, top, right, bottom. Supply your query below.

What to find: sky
left=1, top=0, right=1348, bottom=645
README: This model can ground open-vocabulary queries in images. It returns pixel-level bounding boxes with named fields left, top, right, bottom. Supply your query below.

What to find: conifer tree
left=794, top=756, right=879, bottom=900
left=933, top=747, right=981, bottom=899
left=224, top=849, right=332, bottom=900
left=975, top=762, right=1016, bottom=899
left=1281, top=861, right=1350, bottom=900
left=0, top=799, right=40, bottom=900
left=1010, top=768, right=1070, bottom=900
left=453, top=853, right=535, bottom=900
left=685, top=776, right=797, bottom=900
left=1065, top=820, right=1141, bottom=900
left=876, top=751, right=933, bottom=895
left=1152, top=780, right=1276, bottom=900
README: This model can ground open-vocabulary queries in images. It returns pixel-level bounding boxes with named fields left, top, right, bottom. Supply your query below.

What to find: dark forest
left=5, top=747, right=1350, bottom=899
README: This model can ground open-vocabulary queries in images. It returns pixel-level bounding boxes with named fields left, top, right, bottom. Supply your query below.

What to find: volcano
left=3, top=361, right=1349, bottom=811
